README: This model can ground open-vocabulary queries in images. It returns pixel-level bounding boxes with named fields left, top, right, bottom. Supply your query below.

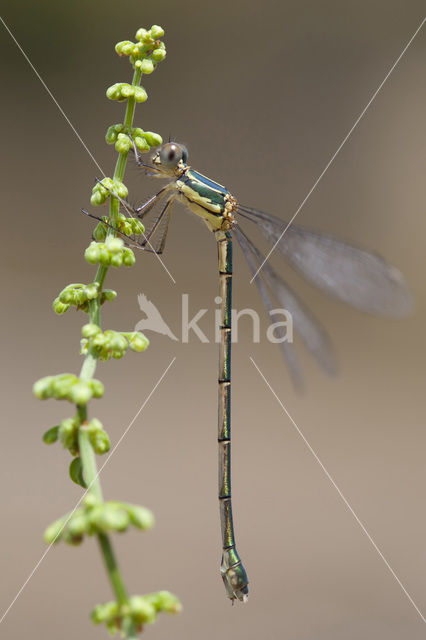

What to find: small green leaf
left=69, top=457, right=87, bottom=487
left=42, top=425, right=60, bottom=444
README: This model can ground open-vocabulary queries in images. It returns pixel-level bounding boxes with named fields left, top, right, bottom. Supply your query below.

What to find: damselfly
left=84, top=142, right=412, bottom=603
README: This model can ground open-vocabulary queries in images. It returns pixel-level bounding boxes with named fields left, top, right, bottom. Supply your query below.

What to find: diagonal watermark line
left=0, top=15, right=176, bottom=285
left=0, top=357, right=176, bottom=626
left=250, top=15, right=426, bottom=283
left=250, top=356, right=426, bottom=624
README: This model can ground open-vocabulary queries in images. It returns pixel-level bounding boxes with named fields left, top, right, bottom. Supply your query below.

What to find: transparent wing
left=238, top=205, right=412, bottom=317
left=235, top=226, right=338, bottom=387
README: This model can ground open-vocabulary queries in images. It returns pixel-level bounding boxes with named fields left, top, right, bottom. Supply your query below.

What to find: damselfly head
left=151, top=142, right=188, bottom=176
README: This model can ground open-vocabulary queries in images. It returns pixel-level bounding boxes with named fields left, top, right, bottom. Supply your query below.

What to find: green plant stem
left=76, top=66, right=143, bottom=640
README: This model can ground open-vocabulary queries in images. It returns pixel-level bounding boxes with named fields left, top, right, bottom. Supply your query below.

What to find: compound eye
left=159, top=143, right=188, bottom=167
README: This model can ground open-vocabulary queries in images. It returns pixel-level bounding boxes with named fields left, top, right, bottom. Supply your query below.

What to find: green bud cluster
left=52, top=282, right=117, bottom=314
left=44, top=498, right=154, bottom=546
left=105, top=125, right=163, bottom=154
left=33, top=373, right=104, bottom=404
left=84, top=239, right=136, bottom=268
left=42, top=417, right=110, bottom=457
left=93, top=212, right=145, bottom=242
left=115, top=25, right=166, bottom=73
left=81, top=325, right=149, bottom=360
left=107, top=83, right=148, bottom=104
left=91, top=591, right=181, bottom=635
left=91, top=178, right=128, bottom=206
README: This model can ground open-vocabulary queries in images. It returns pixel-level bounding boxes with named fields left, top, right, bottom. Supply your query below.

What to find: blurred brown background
left=1, top=1, right=426, bottom=638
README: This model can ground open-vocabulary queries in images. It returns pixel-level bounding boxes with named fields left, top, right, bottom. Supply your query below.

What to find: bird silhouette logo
left=135, top=293, right=179, bottom=341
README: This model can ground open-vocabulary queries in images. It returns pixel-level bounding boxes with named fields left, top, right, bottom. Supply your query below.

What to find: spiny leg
left=216, top=229, right=249, bottom=602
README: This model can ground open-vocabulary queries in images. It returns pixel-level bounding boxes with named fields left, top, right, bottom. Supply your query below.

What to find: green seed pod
left=134, top=86, right=148, bottom=103
left=33, top=376, right=54, bottom=399
left=103, top=289, right=117, bottom=302
left=126, top=504, right=155, bottom=530
left=69, top=382, right=93, bottom=405
left=52, top=299, right=70, bottom=314
left=140, top=58, right=155, bottom=74
left=143, top=131, right=162, bottom=147
left=42, top=425, right=60, bottom=444
left=85, top=243, right=101, bottom=264
left=128, top=596, right=157, bottom=624
left=150, top=25, right=165, bottom=39
left=122, top=248, right=136, bottom=266
left=44, top=517, right=66, bottom=544
left=89, top=379, right=104, bottom=398
left=128, top=332, right=149, bottom=352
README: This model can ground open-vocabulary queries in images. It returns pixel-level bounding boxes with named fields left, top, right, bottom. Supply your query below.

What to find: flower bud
left=134, top=86, right=148, bottom=103
left=128, top=332, right=149, bottom=352
left=82, top=323, right=101, bottom=338
left=69, top=382, right=93, bottom=405
left=89, top=379, right=104, bottom=398
left=52, top=299, right=70, bottom=314
left=140, top=58, right=155, bottom=74
left=103, top=289, right=117, bottom=302
left=150, top=25, right=165, bottom=39
left=122, top=248, right=136, bottom=266
left=126, top=504, right=154, bottom=530
left=106, top=237, right=124, bottom=254
left=143, top=131, right=162, bottom=147
left=85, top=242, right=101, bottom=264
left=128, top=596, right=156, bottom=624
left=110, top=253, right=123, bottom=268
